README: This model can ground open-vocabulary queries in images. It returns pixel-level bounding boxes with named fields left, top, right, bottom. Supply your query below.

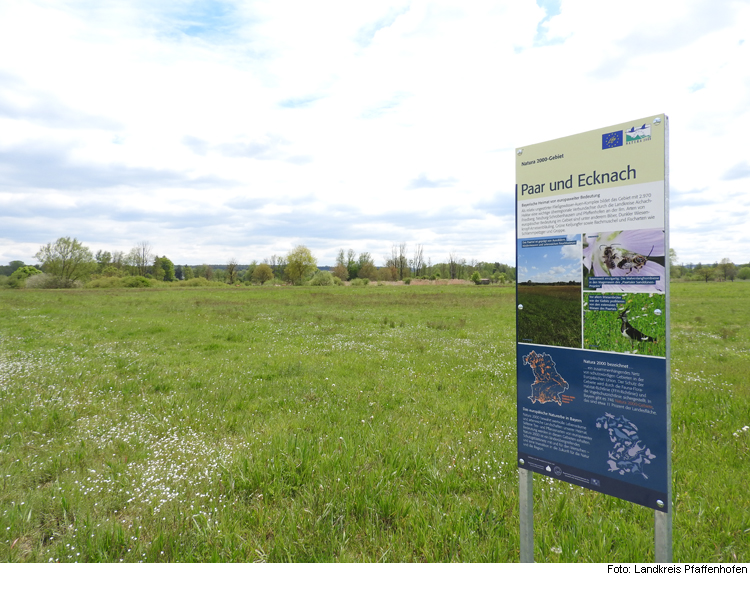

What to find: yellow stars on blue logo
left=602, top=130, right=623, bottom=150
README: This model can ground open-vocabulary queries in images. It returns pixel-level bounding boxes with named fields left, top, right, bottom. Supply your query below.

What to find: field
left=0, top=282, right=748, bottom=563
left=517, top=284, right=581, bottom=348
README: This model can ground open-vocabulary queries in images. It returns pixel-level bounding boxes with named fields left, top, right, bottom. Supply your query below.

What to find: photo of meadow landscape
left=1, top=281, right=748, bottom=563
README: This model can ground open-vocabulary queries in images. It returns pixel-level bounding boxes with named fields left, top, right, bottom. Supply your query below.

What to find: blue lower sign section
left=517, top=344, right=668, bottom=511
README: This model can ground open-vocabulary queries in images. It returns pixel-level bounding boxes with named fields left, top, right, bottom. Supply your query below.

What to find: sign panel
left=515, top=115, right=670, bottom=511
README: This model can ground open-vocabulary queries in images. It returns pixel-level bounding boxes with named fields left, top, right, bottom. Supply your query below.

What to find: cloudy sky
left=1, top=0, right=749, bottom=267
left=517, top=236, right=580, bottom=283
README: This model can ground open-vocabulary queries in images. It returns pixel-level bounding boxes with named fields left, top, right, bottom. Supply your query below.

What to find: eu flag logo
left=602, top=131, right=623, bottom=149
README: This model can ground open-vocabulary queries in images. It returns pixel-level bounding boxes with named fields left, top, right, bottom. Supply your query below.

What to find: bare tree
left=358, top=251, right=373, bottom=267
left=458, top=257, right=467, bottom=279
left=130, top=241, right=153, bottom=276
left=411, top=244, right=425, bottom=277
left=266, top=254, right=286, bottom=278
left=386, top=244, right=399, bottom=279
left=386, top=243, right=409, bottom=280
left=335, top=249, right=346, bottom=267
left=397, top=242, right=408, bottom=280
left=448, top=251, right=458, bottom=279
left=111, top=250, right=126, bottom=269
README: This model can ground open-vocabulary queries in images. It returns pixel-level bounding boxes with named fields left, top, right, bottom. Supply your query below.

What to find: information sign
left=515, top=115, right=670, bottom=512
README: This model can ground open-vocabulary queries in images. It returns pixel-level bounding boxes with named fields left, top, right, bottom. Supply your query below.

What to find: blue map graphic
left=596, top=413, right=655, bottom=479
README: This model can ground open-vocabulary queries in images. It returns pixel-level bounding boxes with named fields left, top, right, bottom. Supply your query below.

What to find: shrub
left=332, top=276, right=343, bottom=286
left=24, top=273, right=74, bottom=289
left=470, top=271, right=481, bottom=285
left=87, top=276, right=152, bottom=289
left=122, top=276, right=154, bottom=288
left=87, top=277, right=125, bottom=289
left=176, top=277, right=212, bottom=287
left=7, top=265, right=42, bottom=288
left=308, top=271, right=335, bottom=286
left=376, top=267, right=396, bottom=282
left=350, top=278, right=368, bottom=287
left=404, top=277, right=412, bottom=285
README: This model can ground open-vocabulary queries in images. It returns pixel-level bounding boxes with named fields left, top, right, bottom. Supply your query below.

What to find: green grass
left=0, top=282, right=748, bottom=562
left=517, top=284, right=581, bottom=348
left=584, top=293, right=666, bottom=356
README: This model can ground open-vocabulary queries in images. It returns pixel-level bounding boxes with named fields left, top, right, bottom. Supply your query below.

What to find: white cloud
left=561, top=243, right=580, bottom=260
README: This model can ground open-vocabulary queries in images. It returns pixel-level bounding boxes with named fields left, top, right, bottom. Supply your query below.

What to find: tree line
left=668, top=250, right=748, bottom=282
left=4, top=239, right=748, bottom=289
left=0, top=237, right=516, bottom=288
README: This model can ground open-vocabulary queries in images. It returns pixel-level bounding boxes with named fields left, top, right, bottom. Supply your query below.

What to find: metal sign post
left=519, top=467, right=534, bottom=563
left=515, top=115, right=671, bottom=562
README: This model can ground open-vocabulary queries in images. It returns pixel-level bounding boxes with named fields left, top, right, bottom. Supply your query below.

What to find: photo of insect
left=599, top=244, right=622, bottom=270
left=582, top=230, right=666, bottom=294
left=599, top=244, right=654, bottom=275
left=618, top=308, right=657, bottom=343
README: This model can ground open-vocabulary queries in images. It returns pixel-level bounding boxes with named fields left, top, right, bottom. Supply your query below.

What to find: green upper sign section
left=516, top=114, right=666, bottom=201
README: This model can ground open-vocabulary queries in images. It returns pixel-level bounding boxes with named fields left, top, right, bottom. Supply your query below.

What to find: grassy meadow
left=584, top=293, right=667, bottom=356
left=517, top=284, right=581, bottom=348
left=0, top=282, right=748, bottom=563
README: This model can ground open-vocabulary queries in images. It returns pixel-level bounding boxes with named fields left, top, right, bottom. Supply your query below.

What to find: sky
left=517, top=235, right=581, bottom=283
left=1, top=0, right=749, bottom=267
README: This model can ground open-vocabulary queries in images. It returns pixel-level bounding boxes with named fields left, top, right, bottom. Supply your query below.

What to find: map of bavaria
left=522, top=350, right=569, bottom=405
